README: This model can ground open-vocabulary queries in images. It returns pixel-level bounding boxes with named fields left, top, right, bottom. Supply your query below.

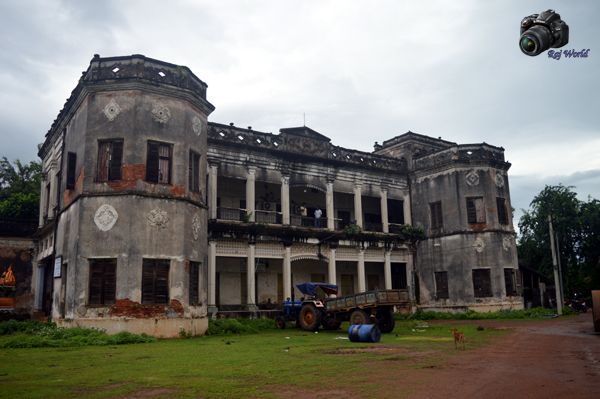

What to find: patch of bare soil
left=108, top=388, right=178, bottom=399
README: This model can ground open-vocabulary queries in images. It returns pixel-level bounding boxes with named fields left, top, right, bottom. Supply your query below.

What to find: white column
left=247, top=243, right=256, bottom=306
left=407, top=252, right=415, bottom=302
left=39, top=177, right=46, bottom=226
left=384, top=250, right=392, bottom=289
left=281, top=176, right=290, bottom=225
left=328, top=247, right=337, bottom=285
left=208, top=241, right=217, bottom=307
left=283, top=245, right=292, bottom=300
left=208, top=164, right=218, bottom=219
left=357, top=248, right=366, bottom=292
left=403, top=193, right=412, bottom=225
left=353, top=183, right=363, bottom=228
left=49, top=167, right=58, bottom=218
left=246, top=167, right=256, bottom=222
left=326, top=181, right=335, bottom=230
left=380, top=188, right=389, bottom=233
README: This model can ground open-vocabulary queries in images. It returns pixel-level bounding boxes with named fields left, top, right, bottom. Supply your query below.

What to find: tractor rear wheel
left=298, top=304, right=321, bottom=331
left=349, top=309, right=369, bottom=325
left=377, top=307, right=396, bottom=333
left=275, top=316, right=286, bottom=329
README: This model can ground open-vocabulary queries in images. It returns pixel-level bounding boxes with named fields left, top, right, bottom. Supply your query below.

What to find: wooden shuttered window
left=97, top=140, right=123, bottom=181
left=504, top=268, right=517, bottom=296
left=466, top=197, right=485, bottom=224
left=188, top=150, right=201, bottom=192
left=430, top=201, right=443, bottom=230
left=88, top=259, right=117, bottom=305
left=142, top=259, right=170, bottom=304
left=497, top=197, right=508, bottom=225
left=146, top=141, right=172, bottom=184
left=435, top=271, right=449, bottom=299
left=189, top=261, right=200, bottom=305
left=472, top=269, right=492, bottom=298
left=66, top=152, right=77, bottom=189
left=391, top=263, right=407, bottom=289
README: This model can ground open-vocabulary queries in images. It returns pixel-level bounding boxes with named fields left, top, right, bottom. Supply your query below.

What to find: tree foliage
left=518, top=184, right=600, bottom=297
left=0, top=157, right=42, bottom=220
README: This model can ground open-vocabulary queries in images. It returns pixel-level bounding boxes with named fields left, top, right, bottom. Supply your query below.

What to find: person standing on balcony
left=300, top=203, right=307, bottom=217
left=314, top=207, right=322, bottom=227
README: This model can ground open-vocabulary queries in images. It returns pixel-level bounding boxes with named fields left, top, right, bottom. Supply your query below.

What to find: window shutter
left=146, top=142, right=159, bottom=183
left=66, top=152, right=77, bottom=189
left=466, top=199, right=477, bottom=223
left=97, top=142, right=110, bottom=181
left=155, top=261, right=170, bottom=304
left=189, top=262, right=200, bottom=305
left=109, top=141, right=123, bottom=181
left=89, top=263, right=103, bottom=305
left=103, top=261, right=116, bottom=304
left=142, top=260, right=155, bottom=304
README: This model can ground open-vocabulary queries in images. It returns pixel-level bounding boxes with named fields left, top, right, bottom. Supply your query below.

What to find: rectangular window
left=88, top=259, right=116, bottom=305
left=188, top=150, right=201, bottom=192
left=189, top=261, right=200, bottom=305
left=142, top=259, right=170, bottom=304
left=391, top=263, right=407, bottom=289
left=497, top=197, right=508, bottom=225
left=367, top=274, right=380, bottom=291
left=504, top=268, right=517, bottom=296
left=466, top=197, right=485, bottom=224
left=387, top=199, right=405, bottom=224
left=146, top=141, right=172, bottom=184
left=472, top=269, right=492, bottom=298
left=435, top=271, right=449, bottom=299
left=430, top=201, right=443, bottom=230
left=97, top=140, right=123, bottom=181
left=66, top=152, right=77, bottom=189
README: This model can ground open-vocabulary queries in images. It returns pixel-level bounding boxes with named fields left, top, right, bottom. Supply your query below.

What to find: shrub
left=395, top=307, right=564, bottom=321
left=206, top=318, right=276, bottom=336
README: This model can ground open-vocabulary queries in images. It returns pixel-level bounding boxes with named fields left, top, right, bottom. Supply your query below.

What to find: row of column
left=207, top=164, right=413, bottom=230
left=207, top=242, right=413, bottom=308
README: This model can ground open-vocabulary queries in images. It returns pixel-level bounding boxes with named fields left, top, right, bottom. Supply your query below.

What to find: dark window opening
left=435, top=271, right=449, bottom=299
left=504, top=268, right=517, bottom=296
left=189, top=150, right=201, bottom=192
left=97, top=140, right=123, bottom=181
left=466, top=197, right=485, bottom=224
left=472, top=269, right=492, bottom=298
left=142, top=259, right=170, bottom=304
left=189, top=261, right=200, bottom=305
left=391, top=263, right=407, bottom=289
left=66, top=152, right=77, bottom=189
left=146, top=141, right=172, bottom=184
left=497, top=197, right=508, bottom=225
left=88, top=259, right=116, bottom=305
left=430, top=201, right=443, bottom=230
left=388, top=199, right=405, bottom=224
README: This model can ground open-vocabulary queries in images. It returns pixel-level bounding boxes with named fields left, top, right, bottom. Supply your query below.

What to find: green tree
left=0, top=157, right=42, bottom=220
left=578, top=198, right=600, bottom=293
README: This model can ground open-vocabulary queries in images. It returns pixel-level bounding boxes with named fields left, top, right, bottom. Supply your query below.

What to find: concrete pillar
left=380, top=188, right=389, bottom=233
left=353, top=183, right=363, bottom=228
left=384, top=250, right=392, bottom=289
left=208, top=241, right=217, bottom=307
left=357, top=248, right=365, bottom=292
left=247, top=243, right=256, bottom=307
left=246, top=167, right=256, bottom=222
left=283, top=245, right=292, bottom=300
left=328, top=247, right=337, bottom=285
left=208, top=164, right=218, bottom=219
left=326, top=181, right=335, bottom=230
left=49, top=168, right=58, bottom=218
left=406, top=252, right=415, bottom=302
left=403, top=193, right=412, bottom=225
left=39, top=178, right=46, bottom=226
left=281, top=175, right=290, bottom=225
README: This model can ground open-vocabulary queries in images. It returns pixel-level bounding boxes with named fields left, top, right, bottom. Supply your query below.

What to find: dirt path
left=407, top=313, right=600, bottom=399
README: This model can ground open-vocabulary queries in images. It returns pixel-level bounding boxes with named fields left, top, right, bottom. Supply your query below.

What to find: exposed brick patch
left=470, top=223, right=487, bottom=232
left=109, top=298, right=166, bottom=318
left=63, top=167, right=85, bottom=207
left=169, top=299, right=184, bottom=316
left=107, top=164, right=146, bottom=191
left=169, top=184, right=186, bottom=197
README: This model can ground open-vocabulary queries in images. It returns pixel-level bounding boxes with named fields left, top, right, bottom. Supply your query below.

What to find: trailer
left=276, top=282, right=410, bottom=333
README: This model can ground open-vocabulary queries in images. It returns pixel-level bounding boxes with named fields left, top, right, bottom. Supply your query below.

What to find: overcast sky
left=1, top=0, right=598, bottom=226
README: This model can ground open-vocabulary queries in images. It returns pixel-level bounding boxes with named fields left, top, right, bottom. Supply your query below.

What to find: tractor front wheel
left=349, top=309, right=369, bottom=325
left=298, top=304, right=321, bottom=331
left=275, top=316, right=286, bottom=329
left=322, top=315, right=342, bottom=330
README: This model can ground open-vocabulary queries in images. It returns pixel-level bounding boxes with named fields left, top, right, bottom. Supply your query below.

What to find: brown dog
left=450, top=328, right=465, bottom=350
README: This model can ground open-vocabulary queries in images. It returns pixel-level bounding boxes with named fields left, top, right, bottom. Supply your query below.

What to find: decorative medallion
left=495, top=173, right=505, bottom=188
left=465, top=170, right=480, bottom=186
left=94, top=204, right=118, bottom=231
left=151, top=103, right=171, bottom=124
left=503, top=236, right=513, bottom=251
left=103, top=99, right=121, bottom=121
left=192, top=116, right=203, bottom=136
left=473, top=237, right=485, bottom=253
left=147, top=208, right=169, bottom=228
left=192, top=213, right=201, bottom=240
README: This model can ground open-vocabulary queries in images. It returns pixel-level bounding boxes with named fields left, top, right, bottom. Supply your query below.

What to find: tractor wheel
left=322, top=316, right=342, bottom=330
left=275, top=316, right=286, bottom=329
left=349, top=309, right=369, bottom=325
left=377, top=307, right=396, bottom=333
left=298, top=304, right=321, bottom=331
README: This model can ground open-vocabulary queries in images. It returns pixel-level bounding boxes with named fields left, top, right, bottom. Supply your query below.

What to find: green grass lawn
left=0, top=321, right=505, bottom=399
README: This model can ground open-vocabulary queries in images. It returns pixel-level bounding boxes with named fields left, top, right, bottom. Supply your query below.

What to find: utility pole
left=555, top=232, right=566, bottom=308
left=548, top=214, right=563, bottom=315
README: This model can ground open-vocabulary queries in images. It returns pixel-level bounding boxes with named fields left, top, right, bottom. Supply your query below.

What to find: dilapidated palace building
left=33, top=54, right=521, bottom=336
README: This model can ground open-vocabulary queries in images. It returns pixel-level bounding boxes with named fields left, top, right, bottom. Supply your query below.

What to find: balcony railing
left=388, top=223, right=407, bottom=234
left=217, top=207, right=245, bottom=221
left=364, top=221, right=383, bottom=232
left=255, top=210, right=282, bottom=224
